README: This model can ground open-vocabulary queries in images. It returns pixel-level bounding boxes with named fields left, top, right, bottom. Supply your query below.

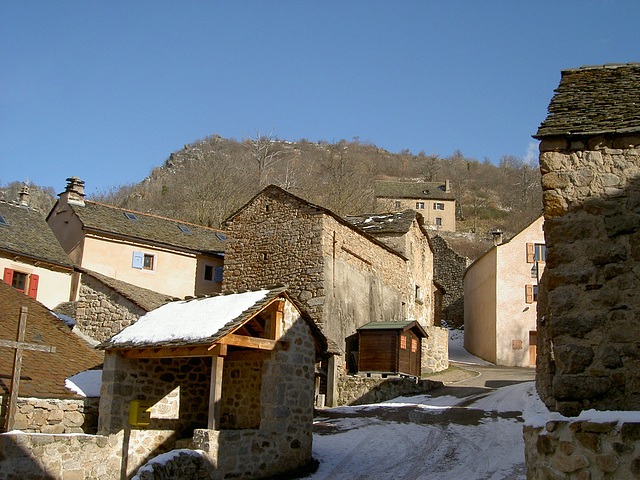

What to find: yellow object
left=128, top=400, right=152, bottom=426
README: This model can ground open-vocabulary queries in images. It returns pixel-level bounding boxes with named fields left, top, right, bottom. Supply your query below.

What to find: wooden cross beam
left=2, top=307, right=56, bottom=432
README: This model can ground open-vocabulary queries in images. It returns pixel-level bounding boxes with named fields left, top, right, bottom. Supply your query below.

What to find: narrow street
left=305, top=361, right=539, bottom=480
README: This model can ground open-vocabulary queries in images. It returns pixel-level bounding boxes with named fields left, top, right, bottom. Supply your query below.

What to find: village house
left=0, top=280, right=104, bottom=439
left=223, top=185, right=449, bottom=406
left=463, top=216, right=544, bottom=367
left=1, top=286, right=329, bottom=479
left=47, top=177, right=226, bottom=300
left=374, top=180, right=457, bottom=231
left=0, top=190, right=74, bottom=310
left=523, top=63, right=640, bottom=479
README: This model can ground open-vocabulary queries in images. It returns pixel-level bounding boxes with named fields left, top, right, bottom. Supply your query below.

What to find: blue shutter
left=132, top=251, right=144, bottom=269
left=214, top=266, right=224, bottom=283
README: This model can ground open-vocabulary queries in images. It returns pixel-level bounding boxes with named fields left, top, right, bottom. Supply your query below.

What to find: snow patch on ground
left=448, top=328, right=492, bottom=365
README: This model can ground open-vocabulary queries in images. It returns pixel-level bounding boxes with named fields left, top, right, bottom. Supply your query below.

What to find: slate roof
left=374, top=181, right=455, bottom=201
left=63, top=200, right=226, bottom=255
left=80, top=268, right=173, bottom=312
left=0, top=201, right=73, bottom=268
left=346, top=211, right=417, bottom=235
left=100, top=285, right=336, bottom=354
left=0, top=281, right=103, bottom=399
left=535, top=63, right=640, bottom=138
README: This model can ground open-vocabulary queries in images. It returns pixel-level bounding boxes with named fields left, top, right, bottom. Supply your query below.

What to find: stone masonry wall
left=337, top=375, right=442, bottom=406
left=431, top=234, right=469, bottom=329
left=0, top=396, right=99, bottom=434
left=524, top=416, right=640, bottom=480
left=74, top=276, right=147, bottom=343
left=422, top=326, right=449, bottom=374
left=537, top=134, right=640, bottom=416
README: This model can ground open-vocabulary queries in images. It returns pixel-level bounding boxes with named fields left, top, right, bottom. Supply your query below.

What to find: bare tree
left=243, top=129, right=283, bottom=187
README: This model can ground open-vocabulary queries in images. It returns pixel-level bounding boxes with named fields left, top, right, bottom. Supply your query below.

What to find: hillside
left=91, top=134, right=542, bottom=250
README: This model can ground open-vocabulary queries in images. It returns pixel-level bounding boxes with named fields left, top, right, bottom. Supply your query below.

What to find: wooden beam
left=208, top=354, right=224, bottom=430
left=0, top=339, right=55, bottom=353
left=121, top=344, right=221, bottom=359
left=216, top=333, right=288, bottom=351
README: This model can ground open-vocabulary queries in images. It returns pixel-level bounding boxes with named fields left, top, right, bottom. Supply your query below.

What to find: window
left=395, top=201, right=402, bottom=209
left=132, top=251, right=156, bottom=271
left=527, top=243, right=546, bottom=263
left=124, top=212, right=138, bottom=221
left=411, top=338, right=418, bottom=353
left=204, top=265, right=214, bottom=282
left=215, top=232, right=226, bottom=241
left=0, top=213, right=7, bottom=226
left=525, top=284, right=538, bottom=304
left=178, top=225, right=192, bottom=234
left=415, top=285, right=423, bottom=303
left=204, top=265, right=223, bottom=283
left=400, top=335, right=407, bottom=349
left=435, top=217, right=443, bottom=227
left=434, top=203, right=445, bottom=210
left=3, top=268, right=38, bottom=299
left=416, top=202, right=425, bottom=209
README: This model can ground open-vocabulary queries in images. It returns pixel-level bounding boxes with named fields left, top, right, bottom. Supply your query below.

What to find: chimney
left=60, top=177, right=85, bottom=206
left=18, top=182, right=30, bottom=207
left=445, top=180, right=451, bottom=193
left=491, top=229, right=504, bottom=246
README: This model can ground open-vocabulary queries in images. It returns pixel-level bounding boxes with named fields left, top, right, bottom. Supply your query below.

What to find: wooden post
left=2, top=307, right=56, bottom=432
left=207, top=344, right=226, bottom=430
left=326, top=354, right=338, bottom=408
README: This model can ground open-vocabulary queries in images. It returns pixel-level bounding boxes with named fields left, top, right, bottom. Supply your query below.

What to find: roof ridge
left=85, top=200, right=227, bottom=233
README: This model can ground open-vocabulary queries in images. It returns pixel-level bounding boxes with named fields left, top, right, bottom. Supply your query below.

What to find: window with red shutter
left=28, top=274, right=39, bottom=299
left=3, top=268, right=13, bottom=284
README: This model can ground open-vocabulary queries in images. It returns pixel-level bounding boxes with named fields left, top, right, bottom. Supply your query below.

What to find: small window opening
left=12, top=271, right=28, bottom=291
left=124, top=212, right=138, bottom=221
left=435, top=217, right=443, bottom=226
left=204, top=265, right=214, bottom=282
left=416, top=202, right=425, bottom=209
left=400, top=335, right=407, bottom=349
left=0, top=213, right=7, bottom=226
left=178, top=225, right=192, bottom=234
left=143, top=254, right=154, bottom=270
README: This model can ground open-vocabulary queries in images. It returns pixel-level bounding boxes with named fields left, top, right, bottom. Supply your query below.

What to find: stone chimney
left=491, top=229, right=503, bottom=246
left=18, top=182, right=29, bottom=207
left=445, top=180, right=451, bottom=193
left=60, top=177, right=85, bottom=206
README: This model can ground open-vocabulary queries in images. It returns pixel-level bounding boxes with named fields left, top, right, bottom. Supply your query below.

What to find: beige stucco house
left=47, top=177, right=225, bottom=300
left=463, top=216, right=545, bottom=367
left=0, top=195, right=74, bottom=310
left=374, top=180, right=457, bottom=232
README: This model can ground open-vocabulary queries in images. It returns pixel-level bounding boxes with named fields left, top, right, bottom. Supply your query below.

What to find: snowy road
left=306, top=381, right=543, bottom=480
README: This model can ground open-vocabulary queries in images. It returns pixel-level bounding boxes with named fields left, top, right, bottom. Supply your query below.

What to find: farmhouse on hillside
left=47, top=177, right=226, bottom=299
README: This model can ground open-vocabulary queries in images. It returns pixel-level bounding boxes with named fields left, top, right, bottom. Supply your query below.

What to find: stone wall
left=0, top=396, right=99, bottom=434
left=524, top=414, right=640, bottom=479
left=537, top=135, right=640, bottom=416
left=431, top=234, right=469, bottom=328
left=422, top=326, right=449, bottom=374
left=74, top=276, right=147, bottom=343
left=337, top=375, right=442, bottom=406
left=0, top=431, right=122, bottom=480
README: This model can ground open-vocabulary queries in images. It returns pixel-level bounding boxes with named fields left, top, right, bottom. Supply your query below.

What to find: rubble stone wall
left=337, top=375, right=442, bottom=406
left=431, top=234, right=469, bottom=328
left=524, top=417, right=640, bottom=480
left=537, top=135, right=640, bottom=416
left=422, top=326, right=450, bottom=374
left=74, top=275, right=146, bottom=343
left=0, top=396, right=99, bottom=434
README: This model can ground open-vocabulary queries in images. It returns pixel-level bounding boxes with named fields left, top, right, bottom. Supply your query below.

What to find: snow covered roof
left=346, top=211, right=417, bottom=234
left=101, top=287, right=280, bottom=349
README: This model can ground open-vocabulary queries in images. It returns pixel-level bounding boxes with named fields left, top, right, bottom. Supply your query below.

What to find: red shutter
left=28, top=274, right=39, bottom=299
left=3, top=268, right=13, bottom=284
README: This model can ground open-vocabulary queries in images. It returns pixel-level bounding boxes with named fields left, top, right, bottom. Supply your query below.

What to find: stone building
left=464, top=216, right=544, bottom=367
left=430, top=234, right=469, bottom=328
left=0, top=196, right=74, bottom=310
left=374, top=180, right=457, bottom=231
left=524, top=63, right=640, bottom=478
left=223, top=186, right=448, bottom=406
left=47, top=177, right=225, bottom=299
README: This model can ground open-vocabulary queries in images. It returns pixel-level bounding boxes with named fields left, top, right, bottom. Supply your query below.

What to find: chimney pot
left=62, top=177, right=85, bottom=206
left=18, top=183, right=30, bottom=207
left=445, top=180, right=451, bottom=193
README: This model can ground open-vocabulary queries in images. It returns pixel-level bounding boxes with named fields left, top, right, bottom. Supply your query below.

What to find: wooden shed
left=357, top=321, right=428, bottom=377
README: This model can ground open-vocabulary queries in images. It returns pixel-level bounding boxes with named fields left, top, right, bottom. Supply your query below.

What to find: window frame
left=416, top=201, right=425, bottom=209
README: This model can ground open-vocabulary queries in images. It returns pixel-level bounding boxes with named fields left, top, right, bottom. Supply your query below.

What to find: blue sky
left=2, top=1, right=639, bottom=195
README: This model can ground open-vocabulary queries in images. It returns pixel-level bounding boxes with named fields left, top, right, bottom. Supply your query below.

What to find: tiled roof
left=535, top=63, right=640, bottom=138
left=0, top=281, right=103, bottom=399
left=68, top=201, right=226, bottom=254
left=346, top=211, right=417, bottom=234
left=0, top=201, right=73, bottom=268
left=80, top=268, right=173, bottom=312
left=374, top=181, right=455, bottom=200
